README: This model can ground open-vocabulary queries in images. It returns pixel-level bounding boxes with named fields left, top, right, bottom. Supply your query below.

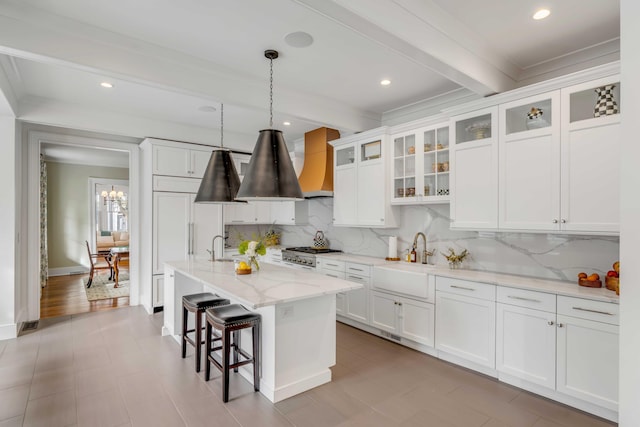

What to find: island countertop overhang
left=165, top=259, right=363, bottom=309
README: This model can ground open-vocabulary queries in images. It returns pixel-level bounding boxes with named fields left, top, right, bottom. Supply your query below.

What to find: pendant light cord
left=269, top=56, right=274, bottom=128
left=220, top=103, right=224, bottom=148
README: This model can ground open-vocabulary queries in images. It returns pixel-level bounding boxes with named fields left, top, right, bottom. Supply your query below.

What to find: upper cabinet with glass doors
left=391, top=122, right=450, bottom=204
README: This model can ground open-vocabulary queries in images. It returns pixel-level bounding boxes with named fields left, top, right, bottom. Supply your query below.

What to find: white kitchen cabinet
left=391, top=122, right=450, bottom=204
left=270, top=201, right=308, bottom=225
left=496, top=287, right=557, bottom=389
left=152, top=192, right=222, bottom=274
left=330, top=128, right=396, bottom=227
left=344, top=263, right=370, bottom=323
left=560, top=76, right=620, bottom=233
left=370, top=290, right=434, bottom=347
left=224, top=200, right=271, bottom=224
left=498, top=92, right=561, bottom=230
left=152, top=275, right=164, bottom=308
left=152, top=144, right=212, bottom=179
left=450, top=107, right=499, bottom=229
left=435, top=277, right=496, bottom=372
left=556, top=296, right=619, bottom=411
left=320, top=259, right=369, bottom=323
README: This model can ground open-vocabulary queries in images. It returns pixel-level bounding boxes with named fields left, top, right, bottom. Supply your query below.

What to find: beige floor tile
left=124, top=391, right=186, bottom=427
left=510, top=393, right=616, bottom=427
left=307, top=381, right=370, bottom=420
left=285, top=398, right=350, bottom=427
left=482, top=419, right=517, bottom=427
left=117, top=370, right=165, bottom=403
left=23, top=389, right=76, bottom=427
left=0, top=385, right=29, bottom=421
left=400, top=409, right=460, bottom=427
left=224, top=392, right=293, bottom=427
left=0, top=416, right=23, bottom=427
left=76, top=389, right=130, bottom=427
left=173, top=393, right=241, bottom=427
left=73, top=345, right=112, bottom=372
left=29, top=366, right=75, bottom=400
left=338, top=409, right=399, bottom=427
left=76, top=365, right=118, bottom=397
left=448, top=385, right=539, bottom=427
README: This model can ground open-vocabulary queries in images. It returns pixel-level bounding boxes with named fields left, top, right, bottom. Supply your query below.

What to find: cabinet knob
left=553, top=219, right=558, bottom=224
left=561, top=219, right=566, bottom=223
left=380, top=218, right=384, bottom=222
left=557, top=323, right=564, bottom=328
left=169, top=274, right=174, bottom=278
left=547, top=321, right=554, bottom=326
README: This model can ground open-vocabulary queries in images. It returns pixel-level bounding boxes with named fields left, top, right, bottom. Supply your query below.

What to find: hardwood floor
left=40, top=271, right=129, bottom=319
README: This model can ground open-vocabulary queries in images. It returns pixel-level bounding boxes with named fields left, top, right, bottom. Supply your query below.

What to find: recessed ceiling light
left=100, top=82, right=113, bottom=88
left=533, top=9, right=550, bottom=20
left=283, top=121, right=291, bottom=126
left=198, top=106, right=217, bottom=113
left=284, top=31, right=314, bottom=48
left=380, top=79, right=391, bottom=86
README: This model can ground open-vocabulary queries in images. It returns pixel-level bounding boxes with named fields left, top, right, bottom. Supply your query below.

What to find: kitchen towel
left=388, top=236, right=398, bottom=259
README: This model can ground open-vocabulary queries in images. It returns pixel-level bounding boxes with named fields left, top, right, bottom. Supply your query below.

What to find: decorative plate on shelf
left=465, top=120, right=491, bottom=139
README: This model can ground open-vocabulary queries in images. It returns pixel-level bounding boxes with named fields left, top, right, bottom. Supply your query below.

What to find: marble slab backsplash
left=226, top=198, right=619, bottom=282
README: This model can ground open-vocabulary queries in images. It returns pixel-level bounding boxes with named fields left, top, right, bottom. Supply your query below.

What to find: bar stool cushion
left=183, top=292, right=229, bottom=310
left=206, top=304, right=260, bottom=327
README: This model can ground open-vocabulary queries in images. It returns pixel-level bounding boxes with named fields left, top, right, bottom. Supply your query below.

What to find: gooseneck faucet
left=210, top=235, right=224, bottom=261
left=412, top=232, right=434, bottom=264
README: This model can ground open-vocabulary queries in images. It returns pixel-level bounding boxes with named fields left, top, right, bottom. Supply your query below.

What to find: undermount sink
left=213, top=258, right=235, bottom=262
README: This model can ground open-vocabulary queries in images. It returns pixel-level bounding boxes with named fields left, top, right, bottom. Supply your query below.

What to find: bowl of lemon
left=235, top=260, right=252, bottom=275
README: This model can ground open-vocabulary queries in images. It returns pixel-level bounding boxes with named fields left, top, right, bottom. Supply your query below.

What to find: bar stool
left=204, top=304, right=261, bottom=402
left=182, top=292, right=230, bottom=372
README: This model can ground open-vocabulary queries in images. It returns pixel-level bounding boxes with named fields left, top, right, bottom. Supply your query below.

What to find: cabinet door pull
left=349, top=268, right=364, bottom=272
left=451, top=285, right=475, bottom=291
left=553, top=219, right=558, bottom=224
left=571, top=306, right=614, bottom=316
left=508, top=295, right=541, bottom=303
left=187, top=223, right=192, bottom=255
left=561, top=219, right=567, bottom=223
left=557, top=323, right=564, bottom=328
left=169, top=274, right=174, bottom=278
left=348, top=275, right=363, bottom=281
left=547, top=320, right=554, bottom=326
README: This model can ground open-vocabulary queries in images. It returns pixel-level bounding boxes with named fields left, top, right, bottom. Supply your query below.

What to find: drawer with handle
left=497, top=286, right=556, bottom=312
left=436, top=276, right=495, bottom=301
left=346, top=262, right=370, bottom=277
left=557, top=296, right=619, bottom=325
left=320, top=259, right=345, bottom=273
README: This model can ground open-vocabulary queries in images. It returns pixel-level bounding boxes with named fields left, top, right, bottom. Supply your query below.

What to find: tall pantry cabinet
left=140, top=138, right=223, bottom=311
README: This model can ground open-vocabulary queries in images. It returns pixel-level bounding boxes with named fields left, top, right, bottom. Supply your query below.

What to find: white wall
left=0, top=116, right=16, bottom=339
left=618, top=0, right=639, bottom=424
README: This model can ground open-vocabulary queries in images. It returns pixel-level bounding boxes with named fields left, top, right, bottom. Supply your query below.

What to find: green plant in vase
left=238, top=239, right=267, bottom=271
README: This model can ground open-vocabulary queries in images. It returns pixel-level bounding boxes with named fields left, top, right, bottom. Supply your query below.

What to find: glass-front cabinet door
left=391, top=122, right=450, bottom=204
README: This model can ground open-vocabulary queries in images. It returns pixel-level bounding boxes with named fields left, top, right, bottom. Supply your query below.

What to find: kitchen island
left=162, top=259, right=363, bottom=402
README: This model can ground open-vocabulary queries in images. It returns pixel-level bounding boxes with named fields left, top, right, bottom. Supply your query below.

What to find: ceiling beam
left=295, top=0, right=519, bottom=96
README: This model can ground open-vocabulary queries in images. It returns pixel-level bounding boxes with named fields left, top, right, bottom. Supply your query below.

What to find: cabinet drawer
left=346, top=262, right=370, bottom=277
left=497, top=286, right=556, bottom=312
left=346, top=273, right=369, bottom=285
left=436, top=276, right=495, bottom=301
left=153, top=175, right=201, bottom=193
left=557, top=296, right=619, bottom=325
left=324, top=270, right=346, bottom=280
left=321, top=259, right=346, bottom=272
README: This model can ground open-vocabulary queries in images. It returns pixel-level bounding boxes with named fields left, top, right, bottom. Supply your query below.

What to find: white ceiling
left=0, top=0, right=620, bottom=158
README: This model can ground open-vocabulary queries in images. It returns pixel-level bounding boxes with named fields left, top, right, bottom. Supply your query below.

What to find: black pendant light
left=235, top=50, right=304, bottom=201
left=194, top=104, right=246, bottom=204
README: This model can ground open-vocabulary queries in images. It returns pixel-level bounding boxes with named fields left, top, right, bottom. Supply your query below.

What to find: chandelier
left=101, top=186, right=128, bottom=215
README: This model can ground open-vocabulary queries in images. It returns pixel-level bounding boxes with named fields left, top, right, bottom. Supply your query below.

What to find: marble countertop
left=316, top=252, right=619, bottom=304
left=165, top=259, right=363, bottom=309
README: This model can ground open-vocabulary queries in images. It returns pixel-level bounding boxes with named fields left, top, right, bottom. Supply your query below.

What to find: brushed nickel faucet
left=413, top=232, right=434, bottom=264
left=210, top=235, right=224, bottom=261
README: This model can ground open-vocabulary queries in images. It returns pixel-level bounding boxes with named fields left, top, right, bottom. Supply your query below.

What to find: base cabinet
left=370, top=290, right=434, bottom=347
left=435, top=278, right=496, bottom=371
left=556, top=297, right=619, bottom=411
left=152, top=276, right=164, bottom=308
left=496, top=303, right=556, bottom=389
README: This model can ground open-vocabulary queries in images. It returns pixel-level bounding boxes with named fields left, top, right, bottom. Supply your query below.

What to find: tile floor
left=0, top=306, right=616, bottom=427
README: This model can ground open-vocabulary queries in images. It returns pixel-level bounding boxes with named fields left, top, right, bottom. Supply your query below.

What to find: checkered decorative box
left=594, top=85, right=619, bottom=117
left=437, top=189, right=449, bottom=196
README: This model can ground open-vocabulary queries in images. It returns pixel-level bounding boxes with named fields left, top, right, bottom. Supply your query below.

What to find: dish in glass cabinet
left=465, top=120, right=491, bottom=139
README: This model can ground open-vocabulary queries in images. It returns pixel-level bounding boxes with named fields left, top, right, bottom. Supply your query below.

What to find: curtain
left=40, top=154, right=48, bottom=288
